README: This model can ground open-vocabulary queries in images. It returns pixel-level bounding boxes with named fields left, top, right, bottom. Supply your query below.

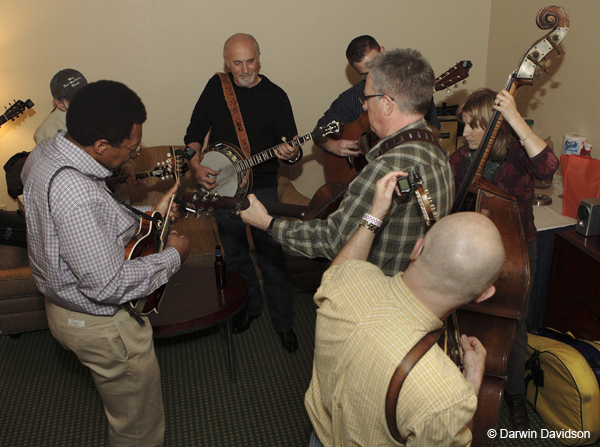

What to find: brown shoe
left=504, top=392, right=530, bottom=430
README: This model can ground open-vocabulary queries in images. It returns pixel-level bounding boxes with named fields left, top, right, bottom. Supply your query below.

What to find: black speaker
left=576, top=198, right=600, bottom=237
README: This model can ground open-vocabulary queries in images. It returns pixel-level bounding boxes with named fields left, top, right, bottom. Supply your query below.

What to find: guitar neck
left=235, top=132, right=314, bottom=171
left=185, top=193, right=310, bottom=220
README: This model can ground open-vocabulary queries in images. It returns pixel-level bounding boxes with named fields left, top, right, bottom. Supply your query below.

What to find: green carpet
left=1, top=291, right=598, bottom=446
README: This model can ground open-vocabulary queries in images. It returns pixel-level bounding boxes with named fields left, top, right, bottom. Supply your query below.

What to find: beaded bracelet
left=362, top=213, right=383, bottom=227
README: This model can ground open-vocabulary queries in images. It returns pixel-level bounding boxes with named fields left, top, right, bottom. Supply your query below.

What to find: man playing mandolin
left=23, top=80, right=191, bottom=446
left=184, top=33, right=302, bottom=353
left=305, top=171, right=505, bottom=446
left=241, top=48, right=454, bottom=278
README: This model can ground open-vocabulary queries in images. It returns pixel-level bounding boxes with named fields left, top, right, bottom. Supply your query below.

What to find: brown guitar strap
left=218, top=72, right=251, bottom=158
left=377, top=127, right=442, bottom=159
left=385, top=327, right=445, bottom=444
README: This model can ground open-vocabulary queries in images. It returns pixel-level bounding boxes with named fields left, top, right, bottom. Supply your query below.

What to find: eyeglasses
left=358, top=94, right=394, bottom=105
left=115, top=143, right=142, bottom=158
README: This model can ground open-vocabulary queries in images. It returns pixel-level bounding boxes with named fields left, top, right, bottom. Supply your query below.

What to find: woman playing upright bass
left=450, top=87, right=559, bottom=430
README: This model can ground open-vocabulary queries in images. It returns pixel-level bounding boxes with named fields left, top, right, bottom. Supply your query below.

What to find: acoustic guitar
left=181, top=166, right=438, bottom=229
left=323, top=60, right=473, bottom=184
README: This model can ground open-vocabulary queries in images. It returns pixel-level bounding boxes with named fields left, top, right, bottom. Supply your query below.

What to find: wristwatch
left=266, top=218, right=276, bottom=236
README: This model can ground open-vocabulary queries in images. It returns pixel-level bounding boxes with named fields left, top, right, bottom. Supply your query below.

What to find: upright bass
left=451, top=6, right=569, bottom=446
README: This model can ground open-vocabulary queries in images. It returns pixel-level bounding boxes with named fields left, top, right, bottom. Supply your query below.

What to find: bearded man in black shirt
left=184, top=33, right=301, bottom=353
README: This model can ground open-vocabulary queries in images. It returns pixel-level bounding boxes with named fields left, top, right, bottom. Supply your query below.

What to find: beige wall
left=486, top=1, right=598, bottom=160
left=2, top=0, right=495, bottom=210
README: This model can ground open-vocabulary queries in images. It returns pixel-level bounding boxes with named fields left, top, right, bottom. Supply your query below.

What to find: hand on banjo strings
left=194, top=164, right=220, bottom=191
left=274, top=135, right=300, bottom=161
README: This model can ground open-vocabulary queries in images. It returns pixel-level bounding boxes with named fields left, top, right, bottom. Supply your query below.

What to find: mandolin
left=323, top=60, right=473, bottom=184
left=124, top=146, right=195, bottom=315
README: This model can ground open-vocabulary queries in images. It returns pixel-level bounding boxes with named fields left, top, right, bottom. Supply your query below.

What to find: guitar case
left=525, top=328, right=600, bottom=445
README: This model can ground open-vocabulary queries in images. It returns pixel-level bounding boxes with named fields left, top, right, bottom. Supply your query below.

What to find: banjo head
left=201, top=142, right=252, bottom=198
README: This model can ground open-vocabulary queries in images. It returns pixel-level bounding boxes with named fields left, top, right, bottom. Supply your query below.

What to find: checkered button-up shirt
left=273, top=119, right=454, bottom=276
left=23, top=131, right=180, bottom=316
left=305, top=262, right=476, bottom=446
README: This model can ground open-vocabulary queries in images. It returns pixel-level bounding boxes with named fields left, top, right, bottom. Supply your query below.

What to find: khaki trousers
left=45, top=298, right=164, bottom=447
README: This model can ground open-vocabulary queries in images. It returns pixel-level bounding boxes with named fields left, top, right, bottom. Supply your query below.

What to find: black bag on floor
left=0, top=210, right=27, bottom=248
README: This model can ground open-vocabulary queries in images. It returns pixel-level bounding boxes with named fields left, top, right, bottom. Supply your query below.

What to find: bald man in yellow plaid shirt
left=305, top=171, right=506, bottom=447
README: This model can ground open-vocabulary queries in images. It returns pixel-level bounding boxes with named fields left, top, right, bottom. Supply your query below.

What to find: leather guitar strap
left=385, top=327, right=445, bottom=444
left=218, top=72, right=251, bottom=158
left=377, top=127, right=442, bottom=158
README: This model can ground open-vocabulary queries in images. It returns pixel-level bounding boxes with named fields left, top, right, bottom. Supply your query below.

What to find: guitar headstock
left=434, top=61, right=473, bottom=92
left=412, top=170, right=438, bottom=227
left=314, top=120, right=343, bottom=139
left=181, top=192, right=245, bottom=219
left=0, top=99, right=34, bottom=127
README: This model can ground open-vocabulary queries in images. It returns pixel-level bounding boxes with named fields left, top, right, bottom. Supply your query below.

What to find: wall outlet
left=0, top=205, right=6, bottom=210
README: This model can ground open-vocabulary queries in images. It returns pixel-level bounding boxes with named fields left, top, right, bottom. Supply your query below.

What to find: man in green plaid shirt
left=241, top=48, right=454, bottom=276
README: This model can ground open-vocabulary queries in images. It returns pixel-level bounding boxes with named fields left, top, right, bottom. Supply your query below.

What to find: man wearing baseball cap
left=33, top=69, right=88, bottom=144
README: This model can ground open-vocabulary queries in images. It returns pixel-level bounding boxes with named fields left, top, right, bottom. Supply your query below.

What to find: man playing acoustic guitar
left=314, top=36, right=440, bottom=167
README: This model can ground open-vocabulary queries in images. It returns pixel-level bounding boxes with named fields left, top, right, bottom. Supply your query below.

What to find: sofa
left=0, top=145, right=329, bottom=337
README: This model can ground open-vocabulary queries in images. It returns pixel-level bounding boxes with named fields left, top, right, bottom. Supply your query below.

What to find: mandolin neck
left=105, top=171, right=151, bottom=187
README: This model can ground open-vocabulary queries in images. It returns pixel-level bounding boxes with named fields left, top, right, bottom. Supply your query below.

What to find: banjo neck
left=235, top=132, right=315, bottom=172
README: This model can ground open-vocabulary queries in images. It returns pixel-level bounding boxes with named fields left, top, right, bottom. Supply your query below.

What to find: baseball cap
left=50, top=69, right=88, bottom=101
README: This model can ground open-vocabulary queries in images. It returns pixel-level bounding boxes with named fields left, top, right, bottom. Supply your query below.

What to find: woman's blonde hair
left=457, top=88, right=515, bottom=163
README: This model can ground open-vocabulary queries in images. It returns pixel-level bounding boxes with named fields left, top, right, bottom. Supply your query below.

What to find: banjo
left=200, top=120, right=342, bottom=198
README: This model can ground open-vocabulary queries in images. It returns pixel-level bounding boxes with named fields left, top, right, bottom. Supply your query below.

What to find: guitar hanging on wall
left=323, top=60, right=473, bottom=184
left=0, top=99, right=34, bottom=128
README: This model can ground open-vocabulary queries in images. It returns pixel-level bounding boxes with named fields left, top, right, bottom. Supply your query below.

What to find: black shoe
left=278, top=329, right=298, bottom=353
left=232, top=313, right=259, bottom=334
left=504, top=392, right=530, bottom=430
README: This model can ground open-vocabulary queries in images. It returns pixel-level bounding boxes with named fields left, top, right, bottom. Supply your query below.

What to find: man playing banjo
left=183, top=33, right=302, bottom=353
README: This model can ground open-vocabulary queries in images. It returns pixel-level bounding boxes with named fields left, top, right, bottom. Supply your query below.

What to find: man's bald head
left=412, top=212, right=505, bottom=304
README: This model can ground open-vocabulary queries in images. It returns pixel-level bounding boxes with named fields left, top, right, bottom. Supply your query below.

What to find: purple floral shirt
left=450, top=142, right=559, bottom=242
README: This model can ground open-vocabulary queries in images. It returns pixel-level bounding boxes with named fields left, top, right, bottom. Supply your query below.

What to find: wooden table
left=544, top=230, right=600, bottom=340
left=149, top=265, right=248, bottom=382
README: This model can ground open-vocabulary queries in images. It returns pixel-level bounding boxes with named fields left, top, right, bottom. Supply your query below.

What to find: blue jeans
left=309, top=431, right=324, bottom=447
left=214, top=187, right=294, bottom=333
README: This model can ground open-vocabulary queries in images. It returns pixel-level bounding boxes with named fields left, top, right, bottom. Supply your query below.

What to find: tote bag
left=560, top=154, right=600, bottom=218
